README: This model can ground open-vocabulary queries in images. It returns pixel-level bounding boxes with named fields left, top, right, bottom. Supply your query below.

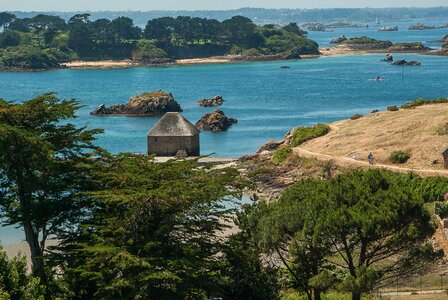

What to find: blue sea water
left=0, top=26, right=448, bottom=245
left=0, top=53, right=447, bottom=160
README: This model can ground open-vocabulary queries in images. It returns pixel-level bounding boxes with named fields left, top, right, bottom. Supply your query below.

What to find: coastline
left=1, top=47, right=445, bottom=72
left=61, top=54, right=322, bottom=70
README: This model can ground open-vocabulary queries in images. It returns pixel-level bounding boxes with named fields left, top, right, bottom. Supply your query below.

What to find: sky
left=0, top=0, right=447, bottom=12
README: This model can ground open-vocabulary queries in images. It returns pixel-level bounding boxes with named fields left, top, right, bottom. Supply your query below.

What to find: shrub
left=401, top=97, right=448, bottom=109
left=437, top=123, right=448, bottom=135
left=0, top=45, right=59, bottom=69
left=291, top=124, right=330, bottom=147
left=350, top=114, right=363, bottom=120
left=273, top=146, right=292, bottom=165
left=435, top=202, right=448, bottom=218
left=242, top=48, right=261, bottom=56
left=132, top=40, right=168, bottom=61
left=390, top=151, right=410, bottom=164
left=370, top=109, right=379, bottom=113
left=387, top=105, right=399, bottom=112
left=415, top=177, right=448, bottom=202
left=229, top=45, right=244, bottom=55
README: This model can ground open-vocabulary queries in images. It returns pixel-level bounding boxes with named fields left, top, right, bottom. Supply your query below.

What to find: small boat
left=280, top=66, right=291, bottom=69
left=370, top=76, right=384, bottom=81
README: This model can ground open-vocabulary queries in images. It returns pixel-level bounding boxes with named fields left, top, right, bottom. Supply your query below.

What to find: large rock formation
left=391, top=59, right=421, bottom=66
left=330, top=35, right=348, bottom=44
left=195, top=110, right=237, bottom=132
left=90, top=90, right=182, bottom=116
left=198, top=96, right=224, bottom=107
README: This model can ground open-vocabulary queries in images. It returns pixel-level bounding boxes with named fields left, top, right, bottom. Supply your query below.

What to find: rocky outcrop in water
left=195, top=110, right=237, bottom=132
left=391, top=59, right=421, bottom=66
left=303, top=23, right=326, bottom=32
left=379, top=26, right=398, bottom=31
left=408, top=23, right=436, bottom=30
left=198, top=96, right=224, bottom=107
left=382, top=53, right=393, bottom=61
left=330, top=35, right=348, bottom=44
left=90, top=90, right=182, bottom=116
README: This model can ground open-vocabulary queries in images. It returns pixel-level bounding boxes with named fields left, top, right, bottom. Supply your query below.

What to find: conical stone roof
left=147, top=112, right=199, bottom=137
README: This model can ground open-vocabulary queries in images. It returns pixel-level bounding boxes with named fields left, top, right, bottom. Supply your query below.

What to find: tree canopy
left=0, top=12, right=318, bottom=69
left=252, top=170, right=438, bottom=300
left=0, top=93, right=103, bottom=290
left=55, top=154, right=247, bottom=299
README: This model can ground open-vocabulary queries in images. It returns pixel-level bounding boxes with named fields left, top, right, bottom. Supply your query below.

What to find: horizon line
left=5, top=6, right=448, bottom=13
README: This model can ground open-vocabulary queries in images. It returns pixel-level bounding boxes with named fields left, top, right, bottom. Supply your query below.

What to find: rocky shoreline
left=1, top=45, right=447, bottom=72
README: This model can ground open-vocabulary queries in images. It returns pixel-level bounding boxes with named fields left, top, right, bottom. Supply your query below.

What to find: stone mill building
left=147, top=112, right=200, bottom=157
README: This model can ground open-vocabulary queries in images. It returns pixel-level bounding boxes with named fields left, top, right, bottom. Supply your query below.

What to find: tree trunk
left=352, top=291, right=361, bottom=300
left=17, top=175, right=48, bottom=288
left=23, top=220, right=48, bottom=285
left=314, top=290, right=321, bottom=300
left=306, top=291, right=312, bottom=300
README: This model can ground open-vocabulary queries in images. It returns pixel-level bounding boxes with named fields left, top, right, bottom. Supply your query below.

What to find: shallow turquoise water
left=0, top=53, right=447, bottom=159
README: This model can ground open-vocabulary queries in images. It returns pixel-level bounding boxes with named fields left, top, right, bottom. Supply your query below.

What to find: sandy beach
left=61, top=54, right=321, bottom=70
left=62, top=60, right=140, bottom=69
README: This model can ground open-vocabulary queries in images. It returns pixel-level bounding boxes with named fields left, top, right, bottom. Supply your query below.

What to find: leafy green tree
left=67, top=14, right=94, bottom=57
left=320, top=170, right=436, bottom=300
left=0, top=245, right=44, bottom=299
left=254, top=170, right=438, bottom=300
left=253, top=179, right=331, bottom=300
left=28, top=14, right=66, bottom=32
left=0, top=94, right=102, bottom=290
left=110, top=17, right=141, bottom=41
left=8, top=18, right=31, bottom=32
left=283, top=23, right=308, bottom=36
left=221, top=204, right=281, bottom=300
left=0, top=30, right=20, bottom=48
left=222, top=16, right=263, bottom=49
left=0, top=12, right=16, bottom=31
left=144, top=17, right=176, bottom=44
left=56, top=154, right=246, bottom=299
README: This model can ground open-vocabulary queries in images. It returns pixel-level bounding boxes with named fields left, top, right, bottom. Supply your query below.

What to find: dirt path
left=293, top=123, right=448, bottom=177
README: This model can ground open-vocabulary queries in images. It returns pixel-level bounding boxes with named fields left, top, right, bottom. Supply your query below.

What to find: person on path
left=368, top=152, right=375, bottom=165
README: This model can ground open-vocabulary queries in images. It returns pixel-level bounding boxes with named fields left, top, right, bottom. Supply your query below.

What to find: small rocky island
left=90, top=90, right=182, bottom=116
left=339, top=37, right=393, bottom=50
left=408, top=23, right=436, bottom=30
left=389, top=42, right=430, bottom=52
left=198, top=96, right=224, bottom=107
left=391, top=59, right=421, bottom=66
left=195, top=110, right=237, bottom=132
left=302, top=23, right=326, bottom=32
left=379, top=26, right=398, bottom=31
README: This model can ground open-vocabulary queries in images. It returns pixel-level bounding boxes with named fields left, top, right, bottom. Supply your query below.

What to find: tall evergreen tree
left=0, top=93, right=102, bottom=292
